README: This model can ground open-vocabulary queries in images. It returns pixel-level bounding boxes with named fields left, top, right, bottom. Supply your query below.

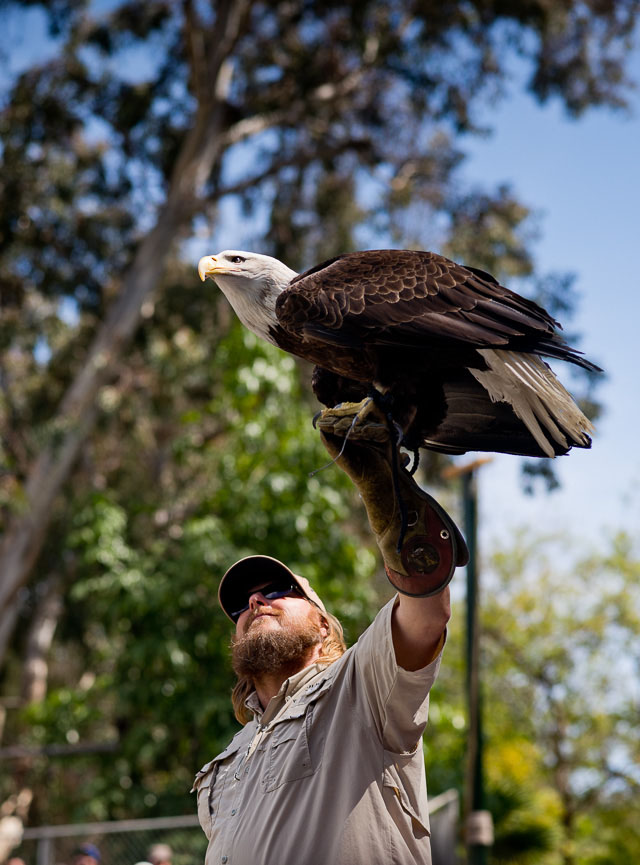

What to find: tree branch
left=213, top=136, right=371, bottom=200
left=221, top=37, right=381, bottom=149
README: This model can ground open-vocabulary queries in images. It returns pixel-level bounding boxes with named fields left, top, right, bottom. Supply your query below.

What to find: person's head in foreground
left=72, top=844, right=101, bottom=865
left=147, top=844, right=172, bottom=865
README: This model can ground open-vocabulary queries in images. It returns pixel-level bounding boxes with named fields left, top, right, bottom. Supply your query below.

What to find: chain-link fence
left=6, top=791, right=459, bottom=865
left=8, top=815, right=205, bottom=865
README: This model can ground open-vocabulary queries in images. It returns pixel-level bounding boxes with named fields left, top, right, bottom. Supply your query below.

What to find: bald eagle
left=198, top=249, right=600, bottom=459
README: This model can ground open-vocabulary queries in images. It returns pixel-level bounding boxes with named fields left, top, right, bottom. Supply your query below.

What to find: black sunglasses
left=230, top=579, right=303, bottom=622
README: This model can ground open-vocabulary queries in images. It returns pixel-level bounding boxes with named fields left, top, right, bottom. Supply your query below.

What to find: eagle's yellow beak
left=198, top=255, right=219, bottom=282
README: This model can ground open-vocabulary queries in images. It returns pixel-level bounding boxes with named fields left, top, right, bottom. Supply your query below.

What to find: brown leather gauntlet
left=317, top=400, right=468, bottom=596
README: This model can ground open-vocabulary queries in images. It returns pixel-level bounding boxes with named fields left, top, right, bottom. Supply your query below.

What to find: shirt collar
left=244, top=661, right=328, bottom=722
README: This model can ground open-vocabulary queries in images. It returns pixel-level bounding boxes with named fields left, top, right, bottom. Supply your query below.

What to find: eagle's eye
left=227, top=255, right=246, bottom=264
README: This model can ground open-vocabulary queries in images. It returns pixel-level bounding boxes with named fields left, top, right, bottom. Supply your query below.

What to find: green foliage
left=488, top=781, right=556, bottom=864
left=1, top=0, right=615, bottom=532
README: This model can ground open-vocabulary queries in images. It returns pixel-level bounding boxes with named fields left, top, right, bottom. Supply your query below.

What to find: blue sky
left=459, top=58, right=640, bottom=554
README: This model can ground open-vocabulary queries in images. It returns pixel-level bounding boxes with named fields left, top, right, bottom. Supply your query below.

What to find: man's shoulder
left=350, top=596, right=396, bottom=654
left=315, top=598, right=395, bottom=678
left=304, top=600, right=396, bottom=685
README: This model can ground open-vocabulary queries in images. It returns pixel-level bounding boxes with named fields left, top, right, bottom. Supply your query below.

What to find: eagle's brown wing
left=275, top=249, right=597, bottom=370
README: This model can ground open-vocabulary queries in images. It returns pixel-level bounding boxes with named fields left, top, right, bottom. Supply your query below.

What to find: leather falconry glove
left=316, top=399, right=469, bottom=597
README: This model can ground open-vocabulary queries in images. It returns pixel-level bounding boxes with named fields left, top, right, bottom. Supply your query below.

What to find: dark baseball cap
left=218, top=555, right=326, bottom=622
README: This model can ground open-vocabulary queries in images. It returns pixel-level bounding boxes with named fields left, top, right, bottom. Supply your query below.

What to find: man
left=193, top=400, right=468, bottom=864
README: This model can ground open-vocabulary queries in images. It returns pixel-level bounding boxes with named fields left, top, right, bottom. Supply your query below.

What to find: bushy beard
left=231, top=612, right=323, bottom=680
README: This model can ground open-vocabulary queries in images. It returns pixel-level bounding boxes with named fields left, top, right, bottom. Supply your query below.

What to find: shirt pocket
left=192, top=739, right=244, bottom=837
left=261, top=700, right=319, bottom=793
left=383, top=758, right=431, bottom=839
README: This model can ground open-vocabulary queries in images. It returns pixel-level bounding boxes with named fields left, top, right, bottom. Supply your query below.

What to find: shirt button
left=231, top=808, right=237, bottom=815
left=221, top=858, right=228, bottom=864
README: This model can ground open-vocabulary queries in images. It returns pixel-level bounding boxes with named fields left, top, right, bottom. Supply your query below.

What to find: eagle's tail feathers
left=469, top=349, right=594, bottom=459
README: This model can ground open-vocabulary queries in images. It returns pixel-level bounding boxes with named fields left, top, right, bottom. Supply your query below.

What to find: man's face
left=231, top=581, right=328, bottom=678
left=234, top=581, right=318, bottom=636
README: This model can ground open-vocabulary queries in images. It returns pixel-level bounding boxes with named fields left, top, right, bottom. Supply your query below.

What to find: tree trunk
left=20, top=575, right=64, bottom=704
left=0, top=602, right=21, bottom=682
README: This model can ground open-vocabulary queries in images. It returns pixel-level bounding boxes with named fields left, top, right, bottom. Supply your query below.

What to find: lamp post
left=442, top=458, right=493, bottom=863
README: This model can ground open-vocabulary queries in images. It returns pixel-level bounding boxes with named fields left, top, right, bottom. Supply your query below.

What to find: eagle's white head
left=197, top=250, right=298, bottom=344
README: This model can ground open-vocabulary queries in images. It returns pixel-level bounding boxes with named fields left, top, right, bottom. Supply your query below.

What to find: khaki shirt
left=193, top=596, right=443, bottom=865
